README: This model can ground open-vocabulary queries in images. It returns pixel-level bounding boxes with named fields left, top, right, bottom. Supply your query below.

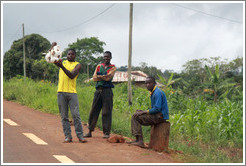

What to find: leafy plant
left=205, top=64, right=237, bottom=102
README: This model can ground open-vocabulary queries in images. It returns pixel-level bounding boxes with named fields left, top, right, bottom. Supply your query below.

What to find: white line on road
left=3, top=119, right=19, bottom=126
left=22, top=133, right=48, bottom=145
left=53, top=155, right=75, bottom=163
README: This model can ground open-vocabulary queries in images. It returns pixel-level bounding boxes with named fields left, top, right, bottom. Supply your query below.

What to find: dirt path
left=3, top=99, right=182, bottom=164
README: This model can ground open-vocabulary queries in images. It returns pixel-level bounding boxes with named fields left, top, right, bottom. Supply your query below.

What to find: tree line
left=3, top=34, right=104, bottom=83
left=3, top=33, right=243, bottom=102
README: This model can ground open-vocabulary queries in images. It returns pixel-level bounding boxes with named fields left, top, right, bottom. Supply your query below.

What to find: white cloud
left=2, top=2, right=244, bottom=73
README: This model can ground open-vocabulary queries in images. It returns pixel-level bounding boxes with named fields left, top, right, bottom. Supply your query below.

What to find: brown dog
left=107, top=135, right=125, bottom=143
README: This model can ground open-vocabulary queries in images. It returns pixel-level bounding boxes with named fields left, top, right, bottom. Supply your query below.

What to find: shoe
left=126, top=140, right=137, bottom=144
left=78, top=138, right=87, bottom=143
left=83, top=132, right=92, bottom=138
left=130, top=142, right=145, bottom=148
left=103, top=134, right=110, bottom=139
left=63, top=137, right=72, bottom=143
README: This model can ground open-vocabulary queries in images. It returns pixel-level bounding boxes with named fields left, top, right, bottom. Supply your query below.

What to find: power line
left=4, top=4, right=116, bottom=54
left=171, top=3, right=243, bottom=24
left=5, top=25, right=22, bottom=48
left=34, top=3, right=116, bottom=34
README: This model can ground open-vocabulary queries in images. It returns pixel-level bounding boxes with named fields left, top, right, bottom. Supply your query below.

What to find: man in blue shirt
left=129, top=76, right=169, bottom=148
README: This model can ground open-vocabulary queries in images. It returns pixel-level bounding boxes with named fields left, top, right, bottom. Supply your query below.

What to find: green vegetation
left=3, top=76, right=243, bottom=163
left=3, top=34, right=243, bottom=163
left=3, top=34, right=105, bottom=83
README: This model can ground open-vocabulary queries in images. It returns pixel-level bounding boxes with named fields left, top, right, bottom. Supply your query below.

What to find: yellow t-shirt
left=57, top=60, right=79, bottom=93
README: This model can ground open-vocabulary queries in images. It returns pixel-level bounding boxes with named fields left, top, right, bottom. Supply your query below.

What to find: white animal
left=44, top=45, right=63, bottom=63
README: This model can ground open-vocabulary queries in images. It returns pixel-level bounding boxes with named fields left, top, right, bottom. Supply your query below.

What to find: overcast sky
left=1, top=1, right=244, bottom=72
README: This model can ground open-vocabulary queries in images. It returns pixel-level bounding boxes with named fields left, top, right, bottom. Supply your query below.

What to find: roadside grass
left=3, top=77, right=243, bottom=163
left=169, top=139, right=242, bottom=163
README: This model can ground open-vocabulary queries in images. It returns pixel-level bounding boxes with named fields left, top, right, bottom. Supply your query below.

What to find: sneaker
left=78, top=138, right=87, bottom=143
left=83, top=132, right=92, bottom=138
left=103, top=134, right=110, bottom=139
left=63, top=137, right=72, bottom=143
left=130, top=142, right=145, bottom=148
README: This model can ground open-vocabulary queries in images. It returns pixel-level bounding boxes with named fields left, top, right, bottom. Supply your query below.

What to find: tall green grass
left=3, top=76, right=243, bottom=163
left=170, top=98, right=243, bottom=147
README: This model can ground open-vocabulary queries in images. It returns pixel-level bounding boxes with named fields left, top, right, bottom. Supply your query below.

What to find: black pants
left=131, top=112, right=166, bottom=137
left=87, top=88, right=113, bottom=135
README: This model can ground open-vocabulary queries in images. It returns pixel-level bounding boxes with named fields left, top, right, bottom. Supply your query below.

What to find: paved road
left=3, top=99, right=179, bottom=164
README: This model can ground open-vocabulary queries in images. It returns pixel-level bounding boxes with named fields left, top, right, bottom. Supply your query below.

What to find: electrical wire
left=4, top=4, right=116, bottom=53
left=38, top=3, right=116, bottom=34
left=171, top=3, right=243, bottom=24
left=4, top=25, right=22, bottom=52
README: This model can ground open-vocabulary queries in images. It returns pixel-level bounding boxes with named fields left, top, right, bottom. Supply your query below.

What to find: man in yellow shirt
left=55, top=47, right=87, bottom=143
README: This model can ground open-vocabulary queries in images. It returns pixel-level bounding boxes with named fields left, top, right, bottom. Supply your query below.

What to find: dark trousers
left=131, top=112, right=166, bottom=137
left=88, top=88, right=113, bottom=135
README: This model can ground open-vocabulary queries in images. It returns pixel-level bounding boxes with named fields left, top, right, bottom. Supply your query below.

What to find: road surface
left=3, top=99, right=180, bottom=164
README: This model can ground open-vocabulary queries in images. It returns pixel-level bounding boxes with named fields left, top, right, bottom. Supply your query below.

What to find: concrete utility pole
left=22, top=23, right=26, bottom=81
left=128, top=3, right=133, bottom=105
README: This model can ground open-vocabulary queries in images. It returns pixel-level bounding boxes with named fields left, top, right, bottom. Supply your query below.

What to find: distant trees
left=3, top=33, right=243, bottom=103
left=132, top=62, right=163, bottom=79
left=32, top=59, right=58, bottom=82
left=3, top=35, right=106, bottom=82
left=117, top=65, right=128, bottom=72
left=117, top=56, right=243, bottom=102
left=171, top=56, right=243, bottom=102
left=3, top=34, right=51, bottom=80
left=64, top=37, right=105, bottom=78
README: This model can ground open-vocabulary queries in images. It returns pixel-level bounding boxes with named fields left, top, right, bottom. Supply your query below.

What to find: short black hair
left=104, top=51, right=112, bottom=57
left=68, top=48, right=76, bottom=55
left=146, top=76, right=156, bottom=84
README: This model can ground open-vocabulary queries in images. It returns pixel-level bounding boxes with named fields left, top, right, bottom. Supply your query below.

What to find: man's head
left=103, top=51, right=112, bottom=65
left=145, top=76, right=156, bottom=92
left=67, top=49, right=76, bottom=62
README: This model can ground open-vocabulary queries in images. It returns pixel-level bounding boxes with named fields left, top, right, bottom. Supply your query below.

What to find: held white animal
left=44, top=45, right=63, bottom=63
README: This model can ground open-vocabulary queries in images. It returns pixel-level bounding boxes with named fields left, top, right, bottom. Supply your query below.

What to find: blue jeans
left=57, top=92, right=84, bottom=139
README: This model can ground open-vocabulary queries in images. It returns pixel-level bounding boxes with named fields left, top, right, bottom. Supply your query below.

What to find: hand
left=97, top=75, right=103, bottom=78
left=133, top=110, right=147, bottom=118
left=54, top=59, right=62, bottom=67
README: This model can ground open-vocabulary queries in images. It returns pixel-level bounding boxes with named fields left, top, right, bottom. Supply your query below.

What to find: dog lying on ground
left=107, top=135, right=126, bottom=143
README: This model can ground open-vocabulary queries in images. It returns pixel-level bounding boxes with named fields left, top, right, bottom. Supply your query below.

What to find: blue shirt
left=149, top=86, right=169, bottom=120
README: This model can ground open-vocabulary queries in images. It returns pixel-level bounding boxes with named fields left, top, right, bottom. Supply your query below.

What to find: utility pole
left=22, top=23, right=26, bottom=81
left=87, top=64, right=90, bottom=80
left=127, top=3, right=133, bottom=105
